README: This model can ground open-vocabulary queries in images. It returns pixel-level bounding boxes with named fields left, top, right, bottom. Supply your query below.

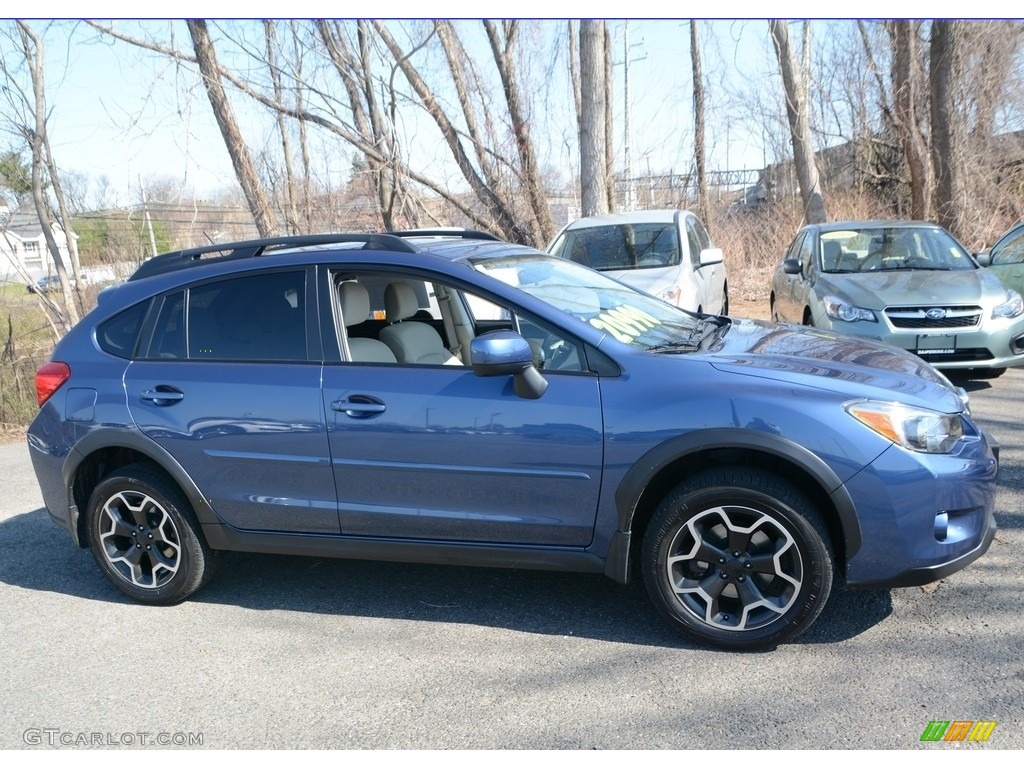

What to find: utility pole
left=618, top=22, right=645, bottom=211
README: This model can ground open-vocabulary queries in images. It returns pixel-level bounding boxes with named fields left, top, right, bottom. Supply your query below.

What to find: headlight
left=844, top=401, right=964, bottom=453
left=992, top=289, right=1024, bottom=319
left=823, top=295, right=876, bottom=322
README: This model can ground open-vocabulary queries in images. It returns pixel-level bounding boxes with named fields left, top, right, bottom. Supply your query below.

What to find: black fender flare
left=63, top=427, right=222, bottom=544
left=604, top=428, right=861, bottom=583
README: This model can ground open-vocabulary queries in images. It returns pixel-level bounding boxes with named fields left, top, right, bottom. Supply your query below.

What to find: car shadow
left=1, top=507, right=893, bottom=650
left=944, top=373, right=995, bottom=393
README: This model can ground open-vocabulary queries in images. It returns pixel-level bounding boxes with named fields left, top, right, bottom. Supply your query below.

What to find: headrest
left=339, top=282, right=371, bottom=327
left=384, top=282, right=420, bottom=322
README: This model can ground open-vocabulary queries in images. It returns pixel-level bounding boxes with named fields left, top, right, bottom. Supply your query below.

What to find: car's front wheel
left=86, top=463, right=217, bottom=604
left=642, top=467, right=833, bottom=650
left=970, top=366, right=1007, bottom=379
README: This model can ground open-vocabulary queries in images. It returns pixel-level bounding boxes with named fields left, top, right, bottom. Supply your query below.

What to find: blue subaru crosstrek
left=27, top=231, right=998, bottom=650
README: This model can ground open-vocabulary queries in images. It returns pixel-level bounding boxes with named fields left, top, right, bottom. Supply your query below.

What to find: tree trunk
left=603, top=24, right=615, bottom=212
left=264, top=21, right=299, bottom=234
left=187, top=20, right=276, bottom=236
left=891, top=21, right=932, bottom=220
left=691, top=20, right=709, bottom=228
left=770, top=20, right=827, bottom=224
left=579, top=21, right=609, bottom=217
left=16, top=22, right=78, bottom=330
left=930, top=20, right=962, bottom=238
left=290, top=21, right=313, bottom=230
left=484, top=20, right=555, bottom=245
left=374, top=21, right=530, bottom=244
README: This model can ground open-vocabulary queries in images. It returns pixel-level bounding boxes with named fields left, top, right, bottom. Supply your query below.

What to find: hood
left=821, top=268, right=1004, bottom=310
left=706, top=318, right=964, bottom=412
left=603, top=266, right=677, bottom=297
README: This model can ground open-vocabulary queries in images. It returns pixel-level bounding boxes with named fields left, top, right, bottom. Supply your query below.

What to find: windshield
left=819, top=226, right=975, bottom=273
left=472, top=254, right=708, bottom=349
left=550, top=222, right=680, bottom=271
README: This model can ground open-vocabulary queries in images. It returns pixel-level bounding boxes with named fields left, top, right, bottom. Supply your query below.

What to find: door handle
left=140, top=387, right=184, bottom=405
left=331, top=396, right=386, bottom=418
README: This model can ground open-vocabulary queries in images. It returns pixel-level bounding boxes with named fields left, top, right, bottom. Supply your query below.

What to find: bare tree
left=88, top=21, right=493, bottom=235
left=264, top=21, right=300, bottom=234
left=1, top=22, right=79, bottom=330
left=603, top=24, right=615, bottom=213
left=930, top=20, right=962, bottom=237
left=373, top=21, right=532, bottom=243
left=770, top=19, right=827, bottom=224
left=579, top=20, right=609, bottom=217
left=890, top=21, right=932, bottom=220
left=484, top=20, right=556, bottom=244
left=187, top=20, right=276, bottom=236
left=289, top=21, right=314, bottom=230
left=691, top=21, right=709, bottom=228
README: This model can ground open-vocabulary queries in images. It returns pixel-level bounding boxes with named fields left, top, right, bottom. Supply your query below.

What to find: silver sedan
left=770, top=220, right=1024, bottom=376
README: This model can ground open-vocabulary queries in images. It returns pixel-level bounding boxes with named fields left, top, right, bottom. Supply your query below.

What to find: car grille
left=885, top=306, right=982, bottom=329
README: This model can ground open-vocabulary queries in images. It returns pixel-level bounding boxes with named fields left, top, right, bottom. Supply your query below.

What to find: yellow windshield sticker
left=589, top=305, right=661, bottom=343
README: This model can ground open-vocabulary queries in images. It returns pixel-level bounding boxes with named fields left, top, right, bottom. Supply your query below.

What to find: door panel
left=321, top=364, right=604, bottom=546
left=125, top=362, right=338, bottom=534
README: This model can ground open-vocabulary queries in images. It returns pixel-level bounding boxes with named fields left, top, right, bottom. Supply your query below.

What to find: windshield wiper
left=648, top=316, right=729, bottom=354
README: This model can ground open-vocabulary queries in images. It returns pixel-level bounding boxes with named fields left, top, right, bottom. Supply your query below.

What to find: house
left=0, top=206, right=77, bottom=285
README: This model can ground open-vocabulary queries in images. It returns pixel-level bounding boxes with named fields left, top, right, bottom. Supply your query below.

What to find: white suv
left=547, top=209, right=728, bottom=314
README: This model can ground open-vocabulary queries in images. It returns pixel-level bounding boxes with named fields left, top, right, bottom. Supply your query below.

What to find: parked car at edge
left=547, top=210, right=728, bottom=314
left=977, top=220, right=1024, bottom=300
left=770, top=220, right=1024, bottom=376
left=27, top=274, right=75, bottom=294
left=28, top=230, right=996, bottom=650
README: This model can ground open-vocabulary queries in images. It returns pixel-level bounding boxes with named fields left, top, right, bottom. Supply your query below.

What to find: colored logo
left=920, top=720, right=997, bottom=742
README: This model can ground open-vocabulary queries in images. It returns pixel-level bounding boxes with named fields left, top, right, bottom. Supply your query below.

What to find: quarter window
left=97, top=300, right=151, bottom=359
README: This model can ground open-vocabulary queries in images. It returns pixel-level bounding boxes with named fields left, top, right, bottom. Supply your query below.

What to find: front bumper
left=842, top=428, right=998, bottom=588
left=821, top=315, right=1024, bottom=370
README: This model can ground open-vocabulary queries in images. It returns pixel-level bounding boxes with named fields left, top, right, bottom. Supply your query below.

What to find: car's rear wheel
left=86, top=462, right=217, bottom=604
left=642, top=467, right=833, bottom=650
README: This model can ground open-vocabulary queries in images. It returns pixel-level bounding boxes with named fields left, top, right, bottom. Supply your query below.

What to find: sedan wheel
left=642, top=467, right=833, bottom=650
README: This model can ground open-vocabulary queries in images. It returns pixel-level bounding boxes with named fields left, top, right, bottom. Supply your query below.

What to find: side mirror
left=975, top=251, right=992, bottom=267
left=470, top=331, right=548, bottom=399
left=782, top=258, right=802, bottom=275
left=699, top=247, right=724, bottom=267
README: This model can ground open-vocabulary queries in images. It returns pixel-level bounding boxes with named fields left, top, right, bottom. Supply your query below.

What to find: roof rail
left=129, top=233, right=417, bottom=281
left=388, top=228, right=502, bottom=242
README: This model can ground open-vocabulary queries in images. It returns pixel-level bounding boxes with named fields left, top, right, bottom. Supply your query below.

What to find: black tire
left=641, top=467, right=833, bottom=650
left=769, top=295, right=778, bottom=322
left=86, top=462, right=217, bottom=605
left=971, top=367, right=1006, bottom=380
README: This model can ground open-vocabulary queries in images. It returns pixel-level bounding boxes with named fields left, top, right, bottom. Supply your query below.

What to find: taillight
left=36, top=361, right=70, bottom=406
